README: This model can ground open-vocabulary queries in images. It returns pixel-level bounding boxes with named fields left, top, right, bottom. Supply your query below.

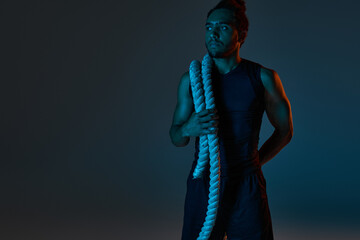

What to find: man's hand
left=182, top=109, right=219, bottom=137
left=169, top=71, right=220, bottom=147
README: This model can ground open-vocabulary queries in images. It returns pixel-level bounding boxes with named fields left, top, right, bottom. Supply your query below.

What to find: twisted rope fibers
left=189, top=60, right=209, bottom=179
left=189, top=53, right=221, bottom=240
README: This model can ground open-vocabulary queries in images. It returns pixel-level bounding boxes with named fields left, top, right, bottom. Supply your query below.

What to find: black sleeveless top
left=190, top=58, right=265, bottom=177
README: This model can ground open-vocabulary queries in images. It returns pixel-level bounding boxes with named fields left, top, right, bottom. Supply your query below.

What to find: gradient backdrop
left=1, top=0, right=359, bottom=239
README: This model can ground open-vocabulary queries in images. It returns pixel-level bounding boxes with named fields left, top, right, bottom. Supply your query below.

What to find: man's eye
left=206, top=26, right=212, bottom=31
left=222, top=26, right=228, bottom=30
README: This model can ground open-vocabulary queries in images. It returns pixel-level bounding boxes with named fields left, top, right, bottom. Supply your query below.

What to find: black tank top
left=190, top=58, right=265, bottom=177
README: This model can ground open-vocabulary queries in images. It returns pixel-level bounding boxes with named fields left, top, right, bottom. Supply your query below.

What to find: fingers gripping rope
left=189, top=53, right=221, bottom=240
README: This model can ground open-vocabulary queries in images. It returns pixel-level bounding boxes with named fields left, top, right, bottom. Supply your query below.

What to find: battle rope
left=189, top=53, right=221, bottom=240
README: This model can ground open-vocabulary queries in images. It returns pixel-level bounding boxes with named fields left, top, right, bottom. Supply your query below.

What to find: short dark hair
left=207, top=0, right=249, bottom=46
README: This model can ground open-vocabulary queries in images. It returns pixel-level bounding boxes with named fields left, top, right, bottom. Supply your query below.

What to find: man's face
left=205, top=9, right=241, bottom=58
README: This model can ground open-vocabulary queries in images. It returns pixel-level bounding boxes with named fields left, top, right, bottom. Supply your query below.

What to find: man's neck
left=212, top=53, right=242, bottom=75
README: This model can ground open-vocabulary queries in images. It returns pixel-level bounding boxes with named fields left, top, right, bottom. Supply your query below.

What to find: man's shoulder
left=180, top=71, right=190, bottom=90
left=260, top=66, right=275, bottom=79
left=241, top=58, right=263, bottom=68
left=181, top=71, right=190, bottom=81
left=178, top=71, right=192, bottom=99
left=242, top=58, right=277, bottom=87
left=259, top=65, right=281, bottom=94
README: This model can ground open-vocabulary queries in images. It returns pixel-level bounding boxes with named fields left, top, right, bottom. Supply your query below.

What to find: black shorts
left=181, top=161, right=274, bottom=240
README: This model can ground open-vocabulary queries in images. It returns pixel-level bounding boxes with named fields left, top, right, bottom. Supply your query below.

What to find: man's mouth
left=209, top=41, right=222, bottom=47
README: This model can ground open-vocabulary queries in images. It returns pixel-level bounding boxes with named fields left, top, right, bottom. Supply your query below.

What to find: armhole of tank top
left=248, top=62, right=264, bottom=99
left=188, top=81, right=195, bottom=112
left=256, top=64, right=266, bottom=111
left=188, top=82, right=193, bottom=99
left=257, top=64, right=265, bottom=96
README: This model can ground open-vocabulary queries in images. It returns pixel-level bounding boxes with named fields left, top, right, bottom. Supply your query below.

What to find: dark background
left=1, top=0, right=359, bottom=239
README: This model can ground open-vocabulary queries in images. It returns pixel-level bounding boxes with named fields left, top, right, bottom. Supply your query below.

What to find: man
left=169, top=0, right=293, bottom=239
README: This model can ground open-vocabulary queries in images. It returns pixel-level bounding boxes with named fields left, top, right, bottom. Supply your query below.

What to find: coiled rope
left=189, top=53, right=221, bottom=240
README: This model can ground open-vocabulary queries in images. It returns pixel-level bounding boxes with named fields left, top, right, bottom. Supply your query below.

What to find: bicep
left=261, top=67, right=293, bottom=133
left=171, top=72, right=194, bottom=126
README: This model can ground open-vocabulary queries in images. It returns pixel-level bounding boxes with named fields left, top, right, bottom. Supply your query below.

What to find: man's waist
left=191, top=155, right=261, bottom=178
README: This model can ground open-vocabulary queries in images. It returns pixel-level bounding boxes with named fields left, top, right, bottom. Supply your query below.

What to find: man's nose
left=210, top=30, right=219, bottom=39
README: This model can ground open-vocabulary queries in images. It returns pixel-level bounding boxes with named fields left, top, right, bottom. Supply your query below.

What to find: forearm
left=169, top=124, right=190, bottom=147
left=258, top=129, right=292, bottom=166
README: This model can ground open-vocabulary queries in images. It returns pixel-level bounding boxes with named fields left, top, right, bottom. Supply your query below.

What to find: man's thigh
left=181, top=171, right=227, bottom=240
left=225, top=172, right=274, bottom=240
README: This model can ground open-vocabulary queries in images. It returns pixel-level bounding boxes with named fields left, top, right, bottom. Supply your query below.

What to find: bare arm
left=169, top=72, right=194, bottom=147
left=169, top=72, right=219, bottom=147
left=258, top=67, right=294, bottom=166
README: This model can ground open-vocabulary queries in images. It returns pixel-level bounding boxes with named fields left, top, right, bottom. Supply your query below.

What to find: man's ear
left=238, top=31, right=247, bottom=43
left=238, top=31, right=247, bottom=46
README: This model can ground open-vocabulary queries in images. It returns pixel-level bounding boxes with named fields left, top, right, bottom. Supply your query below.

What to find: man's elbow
left=172, top=141, right=189, bottom=147
left=284, top=127, right=293, bottom=143
left=170, top=137, right=189, bottom=147
left=169, top=127, right=190, bottom=147
left=287, top=129, right=293, bottom=142
left=277, top=127, right=293, bottom=143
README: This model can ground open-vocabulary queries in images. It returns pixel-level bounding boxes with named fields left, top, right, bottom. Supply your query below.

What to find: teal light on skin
left=204, top=9, right=245, bottom=75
